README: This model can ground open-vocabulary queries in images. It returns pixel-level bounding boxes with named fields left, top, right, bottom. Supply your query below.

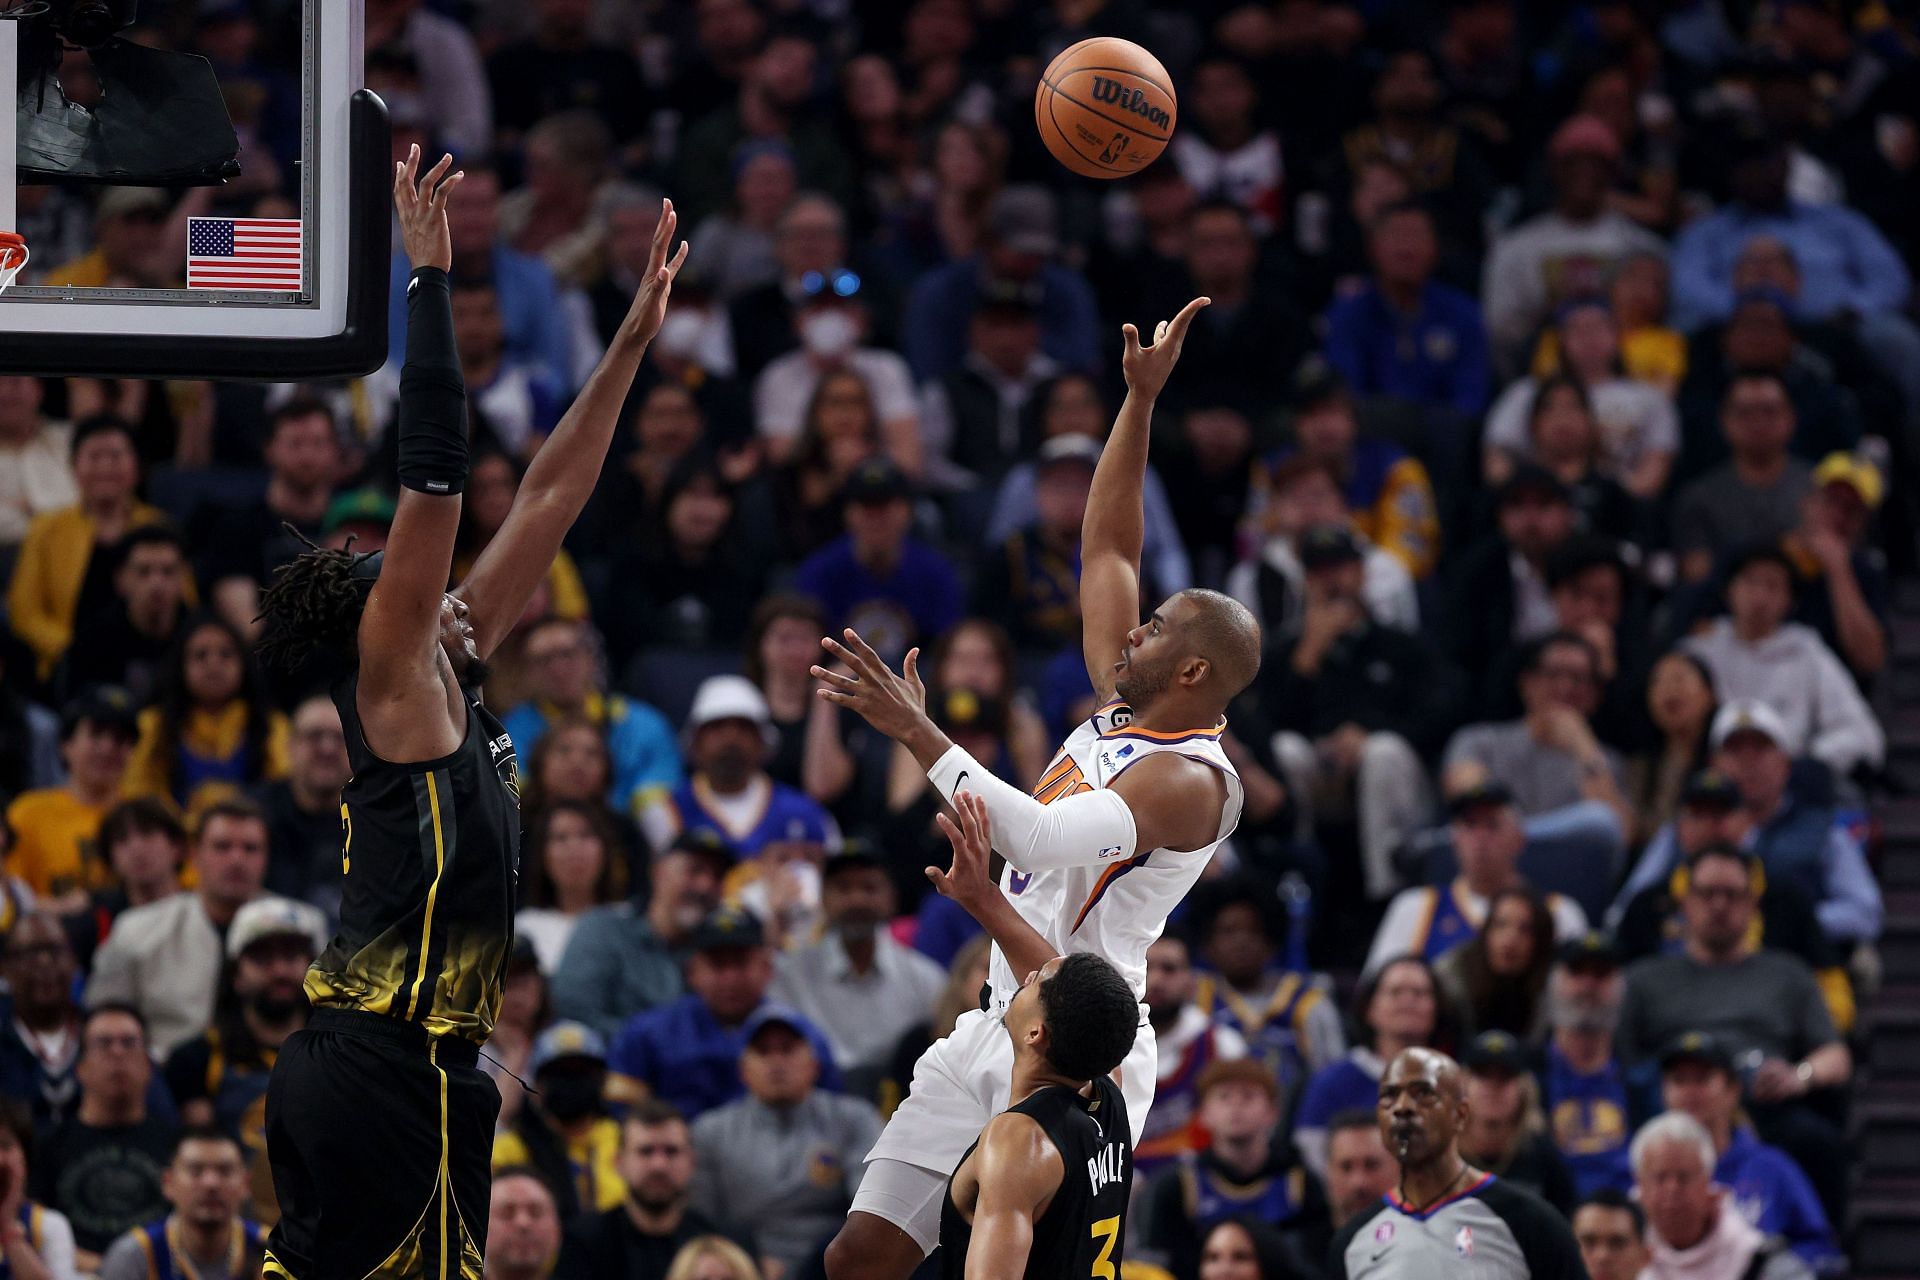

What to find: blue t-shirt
left=1540, top=1043, right=1633, bottom=1197
left=667, top=779, right=837, bottom=859
left=791, top=536, right=962, bottom=665
left=502, top=694, right=682, bottom=817
left=1323, top=280, right=1492, bottom=417
left=1717, top=1127, right=1839, bottom=1271
left=607, top=994, right=841, bottom=1120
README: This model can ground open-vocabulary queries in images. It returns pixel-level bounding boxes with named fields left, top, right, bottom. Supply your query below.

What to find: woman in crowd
left=1197, top=1216, right=1316, bottom=1280
left=607, top=454, right=763, bottom=658
left=519, top=717, right=644, bottom=880
left=516, top=799, right=627, bottom=974
left=1435, top=887, right=1556, bottom=1041
left=123, top=614, right=287, bottom=814
left=774, top=369, right=884, bottom=559
left=665, top=1236, right=760, bottom=1280
left=1624, top=650, right=1719, bottom=847
left=1508, top=375, right=1646, bottom=546
left=454, top=448, right=591, bottom=623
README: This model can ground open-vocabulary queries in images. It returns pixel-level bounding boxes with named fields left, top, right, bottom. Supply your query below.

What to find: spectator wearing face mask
left=493, top=1022, right=627, bottom=1220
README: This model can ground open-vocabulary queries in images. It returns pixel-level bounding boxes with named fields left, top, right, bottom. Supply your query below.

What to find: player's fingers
left=819, top=635, right=876, bottom=681
left=840, top=628, right=890, bottom=677
left=1165, top=295, right=1211, bottom=346
left=902, top=647, right=923, bottom=693
left=401, top=143, right=420, bottom=189
left=420, top=152, right=454, bottom=195
left=663, top=238, right=690, bottom=282
left=809, top=664, right=858, bottom=690
left=1121, top=322, right=1141, bottom=361
left=428, top=171, right=464, bottom=218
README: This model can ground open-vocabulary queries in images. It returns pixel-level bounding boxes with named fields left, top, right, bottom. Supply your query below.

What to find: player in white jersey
left=812, top=297, right=1264, bottom=1280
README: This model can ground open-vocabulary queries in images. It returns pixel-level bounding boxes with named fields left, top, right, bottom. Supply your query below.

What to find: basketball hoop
left=0, top=0, right=45, bottom=294
left=0, top=2, right=48, bottom=18
left=0, top=234, right=25, bottom=295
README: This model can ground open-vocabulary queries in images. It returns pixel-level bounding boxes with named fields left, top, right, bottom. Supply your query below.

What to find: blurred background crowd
left=0, top=0, right=1916, bottom=1277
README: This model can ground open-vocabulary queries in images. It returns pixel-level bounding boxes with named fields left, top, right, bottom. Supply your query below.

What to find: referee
left=254, top=148, right=686, bottom=1280
left=1331, top=1048, right=1585, bottom=1279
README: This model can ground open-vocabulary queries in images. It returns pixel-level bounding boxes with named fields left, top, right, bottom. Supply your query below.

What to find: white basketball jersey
left=985, top=699, right=1243, bottom=1012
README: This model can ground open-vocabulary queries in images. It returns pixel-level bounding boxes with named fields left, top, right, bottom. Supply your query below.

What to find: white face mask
left=800, top=308, right=858, bottom=358
left=654, top=308, right=707, bottom=360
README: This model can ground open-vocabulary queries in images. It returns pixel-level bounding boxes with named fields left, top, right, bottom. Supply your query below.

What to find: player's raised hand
left=1120, top=296, right=1210, bottom=401
left=394, top=144, right=461, bottom=273
left=928, top=791, right=1001, bottom=916
left=812, top=629, right=929, bottom=743
left=622, top=197, right=690, bottom=347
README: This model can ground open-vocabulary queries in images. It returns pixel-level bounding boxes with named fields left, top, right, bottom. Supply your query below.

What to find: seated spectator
left=663, top=1237, right=758, bottom=1280
left=0, top=375, right=76, bottom=562
left=1168, top=55, right=1284, bottom=233
left=1259, top=360, right=1443, bottom=579
left=518, top=718, right=645, bottom=869
left=1434, top=888, right=1555, bottom=1042
left=559, top=1101, right=753, bottom=1278
left=499, top=114, right=636, bottom=289
left=604, top=456, right=766, bottom=658
left=0, top=1098, right=77, bottom=1279
left=1672, top=374, right=1813, bottom=585
left=1574, top=1188, right=1652, bottom=1280
left=1137, top=1060, right=1319, bottom=1280
left=6, top=689, right=139, bottom=907
left=1365, top=780, right=1589, bottom=975
left=1457, top=1031, right=1578, bottom=1213
left=1134, top=932, right=1248, bottom=1176
left=1188, top=879, right=1343, bottom=1096
left=1682, top=549, right=1884, bottom=778
left=95, top=1128, right=260, bottom=1280
left=684, top=141, right=797, bottom=302
left=1599, top=254, right=1688, bottom=395
left=1616, top=711, right=1880, bottom=954
left=362, top=0, right=489, bottom=156
left=1444, top=630, right=1633, bottom=857
left=493, top=1022, right=625, bottom=1219
left=982, top=374, right=1192, bottom=599
left=487, top=1, right=650, bottom=156
left=917, top=278, right=1060, bottom=487
left=729, top=194, right=850, bottom=382
left=61, top=525, right=190, bottom=706
left=453, top=454, right=590, bottom=621
left=517, top=801, right=626, bottom=974
left=1617, top=845, right=1851, bottom=1227
left=42, top=189, right=180, bottom=290
left=1324, top=201, right=1491, bottom=418
left=905, top=619, right=1050, bottom=791
left=8, top=416, right=175, bottom=681
left=0, top=916, right=96, bottom=1128
left=607, top=907, right=837, bottom=1120
left=1487, top=297, right=1678, bottom=500
left=1441, top=466, right=1577, bottom=677
left=1494, top=378, right=1647, bottom=547
left=770, top=369, right=886, bottom=561
left=551, top=829, right=729, bottom=1040
left=1157, top=396, right=1259, bottom=585
left=574, top=380, right=727, bottom=563
left=1540, top=934, right=1635, bottom=1197
left=791, top=459, right=962, bottom=667
left=251, top=694, right=349, bottom=913
left=188, top=399, right=339, bottom=640
left=34, top=1005, right=175, bottom=1266
left=753, top=279, right=920, bottom=476
left=123, top=616, right=289, bottom=815
left=1264, top=525, right=1456, bottom=901
left=483, top=1167, right=563, bottom=1280
left=1293, top=956, right=1448, bottom=1181
left=62, top=799, right=183, bottom=972
left=902, top=186, right=1100, bottom=384
left=770, top=846, right=944, bottom=1081
left=1657, top=1033, right=1838, bottom=1272
left=745, top=595, right=865, bottom=804
left=86, top=799, right=270, bottom=1059
left=504, top=616, right=680, bottom=822
left=163, top=899, right=321, bottom=1195
left=454, top=285, right=568, bottom=459
left=660, top=677, right=836, bottom=860
left=1630, top=1112, right=1813, bottom=1280
left=1623, top=651, right=1718, bottom=848
left=689, top=1006, right=879, bottom=1277
left=1230, top=458, right=1419, bottom=641
left=1193, top=1216, right=1314, bottom=1280
left=386, top=161, right=574, bottom=395
left=973, top=436, right=1099, bottom=651
left=1481, top=115, right=1667, bottom=376
left=1323, top=1109, right=1396, bottom=1229
left=1780, top=452, right=1889, bottom=680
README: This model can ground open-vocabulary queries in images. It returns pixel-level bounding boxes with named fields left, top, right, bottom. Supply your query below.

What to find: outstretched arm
left=929, top=792, right=1058, bottom=981
left=964, top=1114, right=1062, bottom=1280
left=1080, top=298, right=1209, bottom=702
left=359, top=148, right=469, bottom=713
left=456, top=200, right=689, bottom=659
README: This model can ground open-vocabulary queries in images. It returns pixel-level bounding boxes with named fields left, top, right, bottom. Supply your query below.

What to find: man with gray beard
left=1535, top=932, right=1634, bottom=1197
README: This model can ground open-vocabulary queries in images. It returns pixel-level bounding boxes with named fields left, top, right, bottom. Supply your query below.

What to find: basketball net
left=0, top=233, right=25, bottom=294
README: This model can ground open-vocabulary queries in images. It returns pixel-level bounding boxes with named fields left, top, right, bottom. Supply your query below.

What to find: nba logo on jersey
left=1455, top=1226, right=1474, bottom=1257
left=1373, top=1222, right=1394, bottom=1245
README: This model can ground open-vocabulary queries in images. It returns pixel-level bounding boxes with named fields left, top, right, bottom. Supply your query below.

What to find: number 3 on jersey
left=1090, top=1215, right=1119, bottom=1280
left=339, top=802, right=353, bottom=875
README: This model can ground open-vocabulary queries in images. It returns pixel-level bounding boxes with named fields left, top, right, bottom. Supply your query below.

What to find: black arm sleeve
left=1481, top=1181, right=1591, bottom=1280
left=396, top=267, right=469, bottom=495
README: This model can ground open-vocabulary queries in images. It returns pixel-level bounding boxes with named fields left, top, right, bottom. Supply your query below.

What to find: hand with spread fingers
left=811, top=628, right=935, bottom=747
left=1120, top=295, right=1209, bottom=401
left=394, top=144, right=461, bottom=272
left=928, top=791, right=1000, bottom=917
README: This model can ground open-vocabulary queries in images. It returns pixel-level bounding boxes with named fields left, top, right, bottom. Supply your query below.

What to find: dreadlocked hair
left=254, top=530, right=370, bottom=680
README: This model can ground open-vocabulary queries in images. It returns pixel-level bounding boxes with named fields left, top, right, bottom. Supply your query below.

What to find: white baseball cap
left=227, top=897, right=328, bottom=961
left=683, top=674, right=776, bottom=749
left=1709, top=699, right=1791, bottom=752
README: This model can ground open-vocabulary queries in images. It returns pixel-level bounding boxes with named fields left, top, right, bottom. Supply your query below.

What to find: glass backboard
left=0, top=0, right=386, bottom=379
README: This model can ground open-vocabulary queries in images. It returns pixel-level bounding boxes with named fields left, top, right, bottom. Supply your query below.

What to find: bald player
left=1331, top=1049, right=1586, bottom=1279
left=816, top=298, right=1260, bottom=1280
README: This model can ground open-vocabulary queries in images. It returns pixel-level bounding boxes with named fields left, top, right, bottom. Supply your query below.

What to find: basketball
left=1035, top=37, right=1177, bottom=180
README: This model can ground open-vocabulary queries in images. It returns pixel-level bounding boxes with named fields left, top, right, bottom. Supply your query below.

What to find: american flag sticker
left=187, top=217, right=304, bottom=291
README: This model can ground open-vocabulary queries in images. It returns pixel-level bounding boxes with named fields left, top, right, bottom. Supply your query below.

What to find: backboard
left=0, top=0, right=387, bottom=379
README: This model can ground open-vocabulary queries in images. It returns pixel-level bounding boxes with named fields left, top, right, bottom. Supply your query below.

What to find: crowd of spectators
left=0, top=0, right=1912, bottom=1277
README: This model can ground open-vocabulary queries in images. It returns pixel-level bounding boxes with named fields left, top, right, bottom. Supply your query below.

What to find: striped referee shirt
left=1329, top=1173, right=1587, bottom=1279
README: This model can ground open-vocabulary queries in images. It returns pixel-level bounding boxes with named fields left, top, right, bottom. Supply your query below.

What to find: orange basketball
left=1035, top=38, right=1177, bottom=180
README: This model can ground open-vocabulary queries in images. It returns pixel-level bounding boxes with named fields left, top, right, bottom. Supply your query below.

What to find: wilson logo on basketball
left=1089, top=77, right=1170, bottom=130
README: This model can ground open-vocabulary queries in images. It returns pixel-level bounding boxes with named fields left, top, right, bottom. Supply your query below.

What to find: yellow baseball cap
left=1813, top=452, right=1884, bottom=509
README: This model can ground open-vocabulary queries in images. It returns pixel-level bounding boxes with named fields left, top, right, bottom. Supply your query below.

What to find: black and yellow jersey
left=306, top=672, right=520, bottom=1044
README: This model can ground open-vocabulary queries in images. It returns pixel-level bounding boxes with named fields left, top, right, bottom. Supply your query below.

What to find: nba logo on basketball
left=1455, top=1226, right=1474, bottom=1257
